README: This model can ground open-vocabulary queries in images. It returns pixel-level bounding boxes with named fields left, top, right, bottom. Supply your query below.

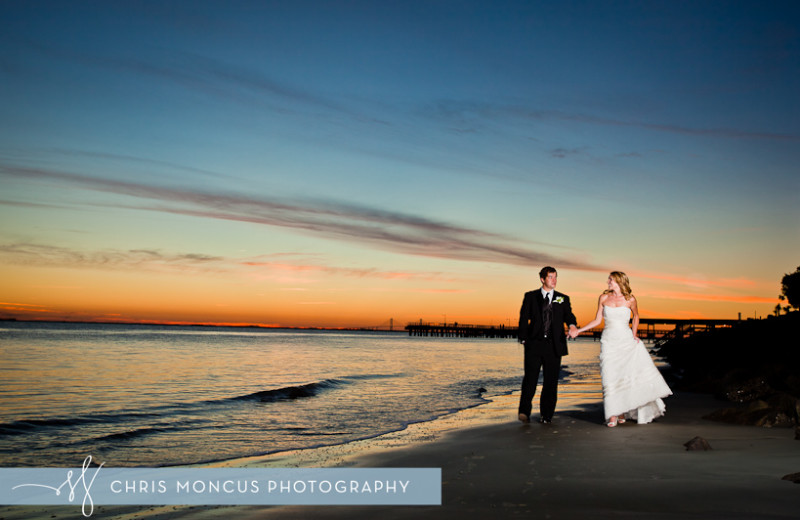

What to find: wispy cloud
left=0, top=199, right=70, bottom=210
left=412, top=288, right=472, bottom=294
left=433, top=100, right=800, bottom=143
left=0, top=301, right=50, bottom=309
left=241, top=261, right=460, bottom=282
left=643, top=291, right=778, bottom=304
left=549, top=147, right=586, bottom=159
left=0, top=243, right=224, bottom=272
left=532, top=108, right=800, bottom=142
left=0, top=301, right=56, bottom=314
left=0, top=242, right=465, bottom=285
left=631, top=270, right=758, bottom=289
left=48, top=148, right=237, bottom=182
left=0, top=164, right=599, bottom=270
left=13, top=37, right=368, bottom=121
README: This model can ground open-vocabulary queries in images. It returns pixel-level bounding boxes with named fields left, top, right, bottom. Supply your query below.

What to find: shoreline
left=4, top=391, right=799, bottom=519
left=206, top=392, right=525, bottom=469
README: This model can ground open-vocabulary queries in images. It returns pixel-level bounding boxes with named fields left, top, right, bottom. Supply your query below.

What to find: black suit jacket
left=517, top=290, right=578, bottom=357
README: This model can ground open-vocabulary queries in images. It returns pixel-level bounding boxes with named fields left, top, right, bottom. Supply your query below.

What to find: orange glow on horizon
left=0, top=260, right=786, bottom=329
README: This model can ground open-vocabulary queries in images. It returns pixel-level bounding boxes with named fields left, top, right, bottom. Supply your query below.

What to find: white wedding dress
left=600, top=306, right=672, bottom=424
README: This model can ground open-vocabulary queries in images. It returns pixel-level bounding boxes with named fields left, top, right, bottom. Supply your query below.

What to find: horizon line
left=1, top=313, right=773, bottom=332
left=0, top=317, right=405, bottom=332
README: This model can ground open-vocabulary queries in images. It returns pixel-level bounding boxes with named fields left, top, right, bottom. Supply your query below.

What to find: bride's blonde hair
left=605, top=271, right=633, bottom=300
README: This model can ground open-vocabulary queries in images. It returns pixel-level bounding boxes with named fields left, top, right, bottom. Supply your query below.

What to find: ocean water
left=0, top=322, right=605, bottom=467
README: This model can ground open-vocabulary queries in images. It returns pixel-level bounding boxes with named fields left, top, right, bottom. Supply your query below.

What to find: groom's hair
left=539, top=266, right=557, bottom=280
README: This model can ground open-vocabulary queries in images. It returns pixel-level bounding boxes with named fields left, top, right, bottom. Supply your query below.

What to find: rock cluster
left=657, top=312, right=800, bottom=434
left=701, top=375, right=799, bottom=428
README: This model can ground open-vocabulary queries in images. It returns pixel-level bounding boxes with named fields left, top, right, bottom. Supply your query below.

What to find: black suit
left=517, top=289, right=578, bottom=420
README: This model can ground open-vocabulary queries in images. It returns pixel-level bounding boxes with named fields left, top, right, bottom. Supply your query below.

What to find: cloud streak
left=631, top=271, right=758, bottom=289
left=21, top=35, right=796, bottom=156
left=433, top=100, right=800, bottom=143
left=241, top=260, right=460, bottom=282
left=643, top=290, right=778, bottom=304
left=13, top=37, right=371, bottom=122
left=0, top=163, right=598, bottom=270
left=0, top=243, right=224, bottom=272
left=0, top=242, right=466, bottom=285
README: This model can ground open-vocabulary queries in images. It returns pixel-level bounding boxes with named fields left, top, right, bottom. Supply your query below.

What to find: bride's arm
left=630, top=296, right=640, bottom=339
left=576, top=294, right=605, bottom=334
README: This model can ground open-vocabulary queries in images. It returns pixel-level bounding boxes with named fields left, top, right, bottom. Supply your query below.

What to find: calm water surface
left=0, top=322, right=605, bottom=467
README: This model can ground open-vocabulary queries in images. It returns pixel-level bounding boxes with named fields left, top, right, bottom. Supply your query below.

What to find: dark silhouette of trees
left=656, top=269, right=800, bottom=428
left=780, top=265, right=800, bottom=312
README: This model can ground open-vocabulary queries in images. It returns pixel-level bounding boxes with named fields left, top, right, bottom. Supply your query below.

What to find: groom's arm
left=564, top=296, right=578, bottom=326
left=518, top=292, right=531, bottom=343
left=564, top=295, right=579, bottom=337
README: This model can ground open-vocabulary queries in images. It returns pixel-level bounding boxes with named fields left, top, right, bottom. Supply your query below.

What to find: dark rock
left=684, top=436, right=712, bottom=451
left=767, top=392, right=799, bottom=418
left=477, top=387, right=487, bottom=394
left=704, top=404, right=796, bottom=428
left=781, top=472, right=800, bottom=483
left=760, top=412, right=794, bottom=428
left=785, top=374, right=800, bottom=397
left=703, top=392, right=799, bottom=428
left=724, top=376, right=773, bottom=403
left=747, top=400, right=770, bottom=412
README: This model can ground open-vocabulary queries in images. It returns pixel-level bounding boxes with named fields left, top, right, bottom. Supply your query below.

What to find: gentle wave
left=93, top=426, right=179, bottom=442
left=230, top=379, right=343, bottom=402
left=0, top=378, right=348, bottom=437
left=0, top=411, right=162, bottom=436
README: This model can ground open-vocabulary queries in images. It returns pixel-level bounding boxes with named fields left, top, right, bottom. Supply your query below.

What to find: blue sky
left=1, top=1, right=798, bottom=326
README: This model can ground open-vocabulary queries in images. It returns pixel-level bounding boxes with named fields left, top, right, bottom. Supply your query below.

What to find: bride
left=576, top=272, right=672, bottom=427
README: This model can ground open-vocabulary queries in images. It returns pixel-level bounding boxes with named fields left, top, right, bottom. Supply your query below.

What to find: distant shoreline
left=0, top=318, right=406, bottom=333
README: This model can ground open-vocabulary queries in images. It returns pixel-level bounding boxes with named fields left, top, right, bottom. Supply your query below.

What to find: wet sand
left=3, top=392, right=799, bottom=519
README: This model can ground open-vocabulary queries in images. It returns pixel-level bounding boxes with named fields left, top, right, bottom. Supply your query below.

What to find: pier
left=406, top=317, right=741, bottom=342
left=640, top=318, right=740, bottom=345
left=405, top=322, right=515, bottom=338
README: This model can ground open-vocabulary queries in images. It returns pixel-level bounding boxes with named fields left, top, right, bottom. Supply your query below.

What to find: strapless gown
left=600, top=306, right=672, bottom=424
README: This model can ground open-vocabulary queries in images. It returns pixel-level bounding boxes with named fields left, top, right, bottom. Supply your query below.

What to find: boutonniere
left=554, top=296, right=565, bottom=304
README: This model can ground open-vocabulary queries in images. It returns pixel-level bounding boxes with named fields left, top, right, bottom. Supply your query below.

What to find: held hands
left=568, top=326, right=579, bottom=339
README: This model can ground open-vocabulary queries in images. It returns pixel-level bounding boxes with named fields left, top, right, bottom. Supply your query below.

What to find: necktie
left=542, top=293, right=552, bottom=337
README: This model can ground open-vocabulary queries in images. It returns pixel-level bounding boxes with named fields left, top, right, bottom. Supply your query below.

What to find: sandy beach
left=5, top=391, right=798, bottom=520
left=243, top=392, right=799, bottom=520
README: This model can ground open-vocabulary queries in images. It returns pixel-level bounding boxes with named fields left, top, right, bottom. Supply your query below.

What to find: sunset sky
left=1, top=1, right=798, bottom=328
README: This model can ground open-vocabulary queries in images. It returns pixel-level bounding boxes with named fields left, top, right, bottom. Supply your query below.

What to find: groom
left=517, top=266, right=578, bottom=424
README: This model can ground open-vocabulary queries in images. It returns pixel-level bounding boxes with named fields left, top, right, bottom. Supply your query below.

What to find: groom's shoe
left=518, top=413, right=530, bottom=423
left=538, top=417, right=552, bottom=424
